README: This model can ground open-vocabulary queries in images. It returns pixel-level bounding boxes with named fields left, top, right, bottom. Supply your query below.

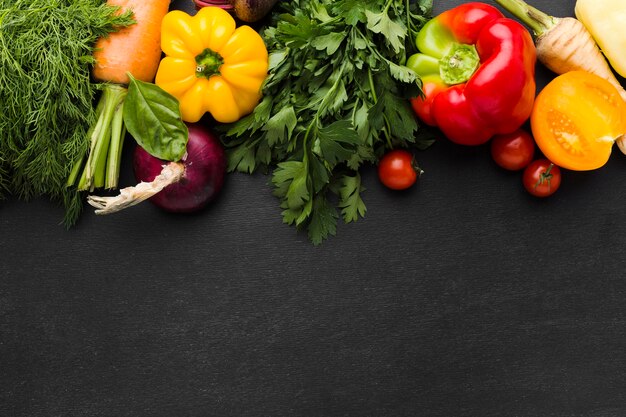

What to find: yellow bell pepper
left=531, top=71, right=626, bottom=171
left=155, top=7, right=269, bottom=123
left=575, top=0, right=626, bottom=78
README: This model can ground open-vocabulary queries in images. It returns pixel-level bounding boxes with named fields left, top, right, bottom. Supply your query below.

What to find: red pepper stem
left=493, top=0, right=556, bottom=37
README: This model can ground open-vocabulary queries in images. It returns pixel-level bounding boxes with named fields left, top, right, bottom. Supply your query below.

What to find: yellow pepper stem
left=195, top=48, right=224, bottom=78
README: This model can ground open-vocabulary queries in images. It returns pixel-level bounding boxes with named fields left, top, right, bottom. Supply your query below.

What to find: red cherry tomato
left=490, top=128, right=535, bottom=171
left=523, top=159, right=561, bottom=197
left=378, top=149, right=420, bottom=190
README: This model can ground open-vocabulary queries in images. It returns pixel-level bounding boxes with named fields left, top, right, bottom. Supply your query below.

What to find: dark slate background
left=2, top=0, right=626, bottom=416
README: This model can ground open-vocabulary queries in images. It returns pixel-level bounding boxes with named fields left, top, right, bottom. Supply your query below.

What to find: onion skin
left=133, top=123, right=226, bottom=213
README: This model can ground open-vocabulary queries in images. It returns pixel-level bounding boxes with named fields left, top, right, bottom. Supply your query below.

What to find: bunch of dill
left=0, top=0, right=133, bottom=225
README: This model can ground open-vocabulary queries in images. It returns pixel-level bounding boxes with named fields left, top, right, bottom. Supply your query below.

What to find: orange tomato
left=531, top=70, right=626, bottom=171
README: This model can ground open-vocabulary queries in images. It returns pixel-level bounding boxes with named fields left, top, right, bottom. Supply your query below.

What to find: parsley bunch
left=224, top=0, right=433, bottom=244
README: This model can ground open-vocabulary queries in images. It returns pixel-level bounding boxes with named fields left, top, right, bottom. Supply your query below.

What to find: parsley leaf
left=366, top=9, right=406, bottom=54
left=311, top=32, right=347, bottom=55
left=308, top=196, right=338, bottom=245
left=272, top=160, right=310, bottom=210
left=339, top=174, right=367, bottom=223
left=263, top=106, right=298, bottom=146
left=316, top=120, right=362, bottom=166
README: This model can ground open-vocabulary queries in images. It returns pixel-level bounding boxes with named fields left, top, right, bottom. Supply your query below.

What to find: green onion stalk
left=67, top=83, right=128, bottom=191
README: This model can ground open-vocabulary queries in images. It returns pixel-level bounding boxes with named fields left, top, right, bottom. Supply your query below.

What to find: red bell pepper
left=406, top=2, right=536, bottom=146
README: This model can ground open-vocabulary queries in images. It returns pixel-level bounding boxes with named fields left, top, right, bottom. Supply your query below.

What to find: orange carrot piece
left=69, top=0, right=171, bottom=191
left=92, top=0, right=171, bottom=85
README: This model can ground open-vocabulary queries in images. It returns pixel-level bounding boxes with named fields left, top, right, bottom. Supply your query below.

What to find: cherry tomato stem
left=533, top=163, right=554, bottom=191
left=523, top=159, right=561, bottom=197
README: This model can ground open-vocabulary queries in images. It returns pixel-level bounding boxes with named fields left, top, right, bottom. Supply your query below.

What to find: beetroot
left=193, top=0, right=234, bottom=12
left=194, top=0, right=278, bottom=22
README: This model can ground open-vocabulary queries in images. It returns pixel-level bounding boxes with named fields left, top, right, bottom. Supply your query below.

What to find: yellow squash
left=531, top=71, right=626, bottom=171
left=575, top=0, right=626, bottom=78
left=155, top=7, right=269, bottom=123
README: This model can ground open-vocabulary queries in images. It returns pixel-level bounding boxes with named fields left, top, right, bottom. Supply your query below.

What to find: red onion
left=87, top=123, right=226, bottom=215
left=134, top=123, right=226, bottom=213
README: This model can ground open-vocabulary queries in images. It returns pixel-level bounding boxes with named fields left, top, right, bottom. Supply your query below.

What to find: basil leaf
left=123, top=74, right=188, bottom=162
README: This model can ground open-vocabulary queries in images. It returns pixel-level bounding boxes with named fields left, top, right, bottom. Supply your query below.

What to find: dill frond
left=0, top=0, right=133, bottom=225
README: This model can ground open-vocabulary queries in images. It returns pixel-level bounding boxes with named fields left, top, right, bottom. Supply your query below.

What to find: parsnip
left=494, top=0, right=626, bottom=102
